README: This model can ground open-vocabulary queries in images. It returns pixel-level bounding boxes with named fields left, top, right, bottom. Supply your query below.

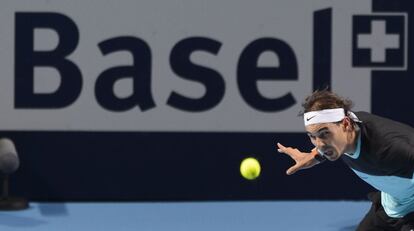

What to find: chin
left=326, top=153, right=340, bottom=161
left=331, top=156, right=341, bottom=161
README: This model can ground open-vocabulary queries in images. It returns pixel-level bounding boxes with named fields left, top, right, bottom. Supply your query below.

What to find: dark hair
left=300, top=89, right=353, bottom=115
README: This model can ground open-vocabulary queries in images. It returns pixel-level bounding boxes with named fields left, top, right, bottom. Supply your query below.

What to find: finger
left=286, top=165, right=300, bottom=175
left=276, top=142, right=286, bottom=153
left=277, top=143, right=294, bottom=157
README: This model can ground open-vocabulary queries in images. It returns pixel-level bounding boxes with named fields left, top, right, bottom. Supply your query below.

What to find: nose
left=313, top=137, right=325, bottom=149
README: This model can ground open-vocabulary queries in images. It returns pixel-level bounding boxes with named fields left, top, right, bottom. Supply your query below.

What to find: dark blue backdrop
left=4, top=131, right=373, bottom=201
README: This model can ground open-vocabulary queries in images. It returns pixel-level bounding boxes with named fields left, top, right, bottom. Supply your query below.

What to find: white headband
left=304, top=108, right=346, bottom=126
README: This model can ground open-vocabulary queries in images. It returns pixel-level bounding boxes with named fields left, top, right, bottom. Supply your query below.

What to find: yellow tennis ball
left=240, top=157, right=261, bottom=180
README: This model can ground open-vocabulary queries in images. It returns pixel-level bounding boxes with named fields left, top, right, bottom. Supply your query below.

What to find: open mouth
left=323, top=150, right=334, bottom=157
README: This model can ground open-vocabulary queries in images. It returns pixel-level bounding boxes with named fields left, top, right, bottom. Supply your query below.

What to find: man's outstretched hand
left=277, top=143, right=319, bottom=175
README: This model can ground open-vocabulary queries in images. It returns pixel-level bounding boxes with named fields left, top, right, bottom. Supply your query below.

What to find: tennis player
left=277, top=90, right=414, bottom=231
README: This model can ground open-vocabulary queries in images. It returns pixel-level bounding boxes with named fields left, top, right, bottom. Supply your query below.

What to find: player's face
left=305, top=120, right=351, bottom=161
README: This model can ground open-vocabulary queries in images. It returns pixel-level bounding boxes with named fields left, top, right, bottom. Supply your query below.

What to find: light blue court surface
left=0, top=201, right=370, bottom=231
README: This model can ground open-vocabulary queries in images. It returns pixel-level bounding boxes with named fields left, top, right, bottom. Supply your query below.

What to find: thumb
left=286, top=165, right=300, bottom=175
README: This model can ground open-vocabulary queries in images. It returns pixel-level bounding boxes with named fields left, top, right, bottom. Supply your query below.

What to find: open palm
left=277, top=142, right=319, bottom=175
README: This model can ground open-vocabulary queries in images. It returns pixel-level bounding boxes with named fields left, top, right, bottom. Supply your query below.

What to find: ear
left=342, top=117, right=353, bottom=131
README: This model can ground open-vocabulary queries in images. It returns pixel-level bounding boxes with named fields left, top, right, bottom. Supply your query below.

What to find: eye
left=318, top=131, right=330, bottom=139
